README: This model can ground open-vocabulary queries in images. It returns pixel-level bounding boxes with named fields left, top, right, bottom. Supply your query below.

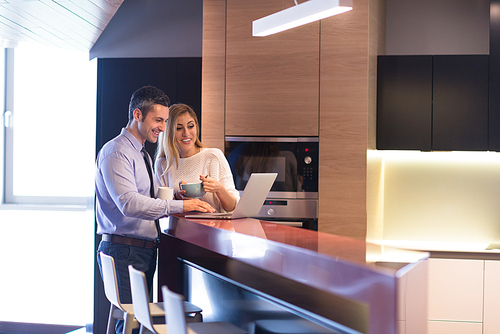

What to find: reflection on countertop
left=163, top=215, right=429, bottom=268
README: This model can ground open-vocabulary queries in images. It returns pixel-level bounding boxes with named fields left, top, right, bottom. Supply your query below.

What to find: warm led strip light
left=252, top=0, right=353, bottom=37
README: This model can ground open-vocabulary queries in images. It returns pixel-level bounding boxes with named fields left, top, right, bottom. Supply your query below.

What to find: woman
left=155, top=103, right=239, bottom=212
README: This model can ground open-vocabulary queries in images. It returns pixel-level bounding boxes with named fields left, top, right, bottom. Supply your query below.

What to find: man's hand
left=182, top=198, right=215, bottom=213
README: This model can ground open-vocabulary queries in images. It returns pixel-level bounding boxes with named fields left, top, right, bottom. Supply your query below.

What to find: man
left=95, top=86, right=214, bottom=334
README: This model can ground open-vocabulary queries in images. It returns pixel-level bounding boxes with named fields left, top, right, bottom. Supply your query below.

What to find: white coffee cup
left=158, top=186, right=174, bottom=200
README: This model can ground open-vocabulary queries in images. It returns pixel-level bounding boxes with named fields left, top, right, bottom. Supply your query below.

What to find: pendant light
left=252, top=0, right=353, bottom=37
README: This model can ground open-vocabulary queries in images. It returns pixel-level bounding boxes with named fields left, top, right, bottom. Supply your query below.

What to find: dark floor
left=0, top=322, right=84, bottom=334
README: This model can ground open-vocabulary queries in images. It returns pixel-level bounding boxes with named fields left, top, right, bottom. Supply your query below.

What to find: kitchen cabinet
left=377, top=55, right=489, bottom=151
left=427, top=257, right=500, bottom=334
left=428, top=322, right=482, bottom=334
left=427, top=258, right=484, bottom=334
left=489, top=55, right=500, bottom=150
left=489, top=1, right=500, bottom=150
left=377, top=56, right=432, bottom=150
left=432, top=55, right=489, bottom=151
left=427, top=258, right=483, bottom=322
left=484, top=260, right=500, bottom=333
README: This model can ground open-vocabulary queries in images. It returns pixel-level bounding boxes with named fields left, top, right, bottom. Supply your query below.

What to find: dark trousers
left=97, top=240, right=157, bottom=334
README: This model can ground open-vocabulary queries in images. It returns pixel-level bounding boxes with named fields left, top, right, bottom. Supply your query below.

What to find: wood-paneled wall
left=225, top=0, right=319, bottom=136
left=202, top=0, right=385, bottom=240
left=366, top=0, right=386, bottom=241
left=201, top=0, right=226, bottom=150
left=318, top=1, right=370, bottom=239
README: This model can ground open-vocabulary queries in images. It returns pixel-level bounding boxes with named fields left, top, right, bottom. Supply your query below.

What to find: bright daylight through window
left=5, top=43, right=96, bottom=206
left=0, top=43, right=96, bottom=328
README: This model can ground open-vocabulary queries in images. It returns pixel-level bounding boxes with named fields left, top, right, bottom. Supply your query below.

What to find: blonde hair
left=156, top=104, right=205, bottom=174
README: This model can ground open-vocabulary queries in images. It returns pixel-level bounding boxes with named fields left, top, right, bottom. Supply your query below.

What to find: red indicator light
left=305, top=148, right=309, bottom=152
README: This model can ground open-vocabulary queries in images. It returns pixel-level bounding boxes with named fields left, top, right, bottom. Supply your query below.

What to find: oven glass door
left=225, top=137, right=318, bottom=199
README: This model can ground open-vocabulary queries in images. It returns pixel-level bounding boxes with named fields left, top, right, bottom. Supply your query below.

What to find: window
left=0, top=43, right=96, bottom=327
left=3, top=43, right=97, bottom=206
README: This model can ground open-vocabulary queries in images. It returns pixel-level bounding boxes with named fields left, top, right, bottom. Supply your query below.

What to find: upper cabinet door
left=377, top=55, right=489, bottom=151
left=432, top=55, right=489, bottom=151
left=377, top=55, right=433, bottom=150
left=225, top=0, right=319, bottom=136
left=489, top=55, right=500, bottom=151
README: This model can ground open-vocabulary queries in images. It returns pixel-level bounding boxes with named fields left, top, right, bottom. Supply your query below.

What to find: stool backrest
left=99, top=252, right=124, bottom=310
left=128, top=265, right=156, bottom=333
left=161, top=285, right=188, bottom=334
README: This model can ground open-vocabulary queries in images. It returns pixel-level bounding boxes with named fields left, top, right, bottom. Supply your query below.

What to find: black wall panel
left=95, top=57, right=202, bottom=156
left=93, top=57, right=201, bottom=334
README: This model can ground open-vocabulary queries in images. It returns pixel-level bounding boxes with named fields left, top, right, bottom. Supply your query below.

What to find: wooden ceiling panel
left=0, top=0, right=123, bottom=50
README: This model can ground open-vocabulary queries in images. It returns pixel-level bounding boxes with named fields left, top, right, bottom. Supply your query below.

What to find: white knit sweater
left=155, top=148, right=240, bottom=212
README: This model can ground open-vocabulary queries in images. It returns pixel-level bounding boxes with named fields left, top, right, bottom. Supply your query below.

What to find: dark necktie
left=141, top=147, right=161, bottom=242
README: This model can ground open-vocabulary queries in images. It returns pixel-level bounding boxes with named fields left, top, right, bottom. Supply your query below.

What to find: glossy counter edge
left=370, top=239, right=500, bottom=260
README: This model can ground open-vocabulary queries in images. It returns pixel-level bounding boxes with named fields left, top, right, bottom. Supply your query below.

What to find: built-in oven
left=225, top=136, right=318, bottom=230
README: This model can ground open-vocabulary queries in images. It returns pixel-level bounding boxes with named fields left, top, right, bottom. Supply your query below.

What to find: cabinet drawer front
left=428, top=321, right=482, bottom=334
left=428, top=258, right=483, bottom=322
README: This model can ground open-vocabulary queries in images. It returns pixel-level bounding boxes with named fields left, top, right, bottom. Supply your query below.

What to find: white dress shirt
left=95, top=128, right=183, bottom=240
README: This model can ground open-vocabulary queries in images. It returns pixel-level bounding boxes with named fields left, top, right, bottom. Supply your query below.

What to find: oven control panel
left=297, top=141, right=318, bottom=192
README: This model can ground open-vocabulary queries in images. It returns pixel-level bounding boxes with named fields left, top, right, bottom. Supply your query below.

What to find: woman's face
left=175, top=113, right=198, bottom=158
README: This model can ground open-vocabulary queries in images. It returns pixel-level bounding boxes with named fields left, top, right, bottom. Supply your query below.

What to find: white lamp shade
left=253, top=0, right=353, bottom=37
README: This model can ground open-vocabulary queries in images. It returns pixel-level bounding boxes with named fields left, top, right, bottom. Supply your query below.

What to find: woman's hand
left=175, top=180, right=190, bottom=200
left=200, top=175, right=237, bottom=212
left=200, top=175, right=223, bottom=194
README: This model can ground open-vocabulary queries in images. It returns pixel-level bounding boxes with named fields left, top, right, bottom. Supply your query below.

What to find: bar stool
left=99, top=252, right=202, bottom=334
left=100, top=252, right=141, bottom=334
left=129, top=265, right=247, bottom=334
left=162, top=284, right=249, bottom=334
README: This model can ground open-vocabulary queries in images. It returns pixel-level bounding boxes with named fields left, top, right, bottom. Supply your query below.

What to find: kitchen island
left=158, top=216, right=428, bottom=334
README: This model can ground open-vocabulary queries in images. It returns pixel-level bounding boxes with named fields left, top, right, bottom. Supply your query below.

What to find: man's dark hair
left=128, top=86, right=171, bottom=121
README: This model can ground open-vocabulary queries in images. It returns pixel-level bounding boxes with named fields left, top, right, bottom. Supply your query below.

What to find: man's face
left=136, top=104, right=169, bottom=144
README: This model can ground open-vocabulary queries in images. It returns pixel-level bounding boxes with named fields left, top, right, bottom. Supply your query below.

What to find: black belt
left=102, top=234, right=158, bottom=249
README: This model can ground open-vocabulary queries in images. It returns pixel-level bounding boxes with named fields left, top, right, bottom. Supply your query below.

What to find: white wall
left=386, top=0, right=490, bottom=55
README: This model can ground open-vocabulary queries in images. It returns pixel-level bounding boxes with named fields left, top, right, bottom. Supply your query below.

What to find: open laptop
left=183, top=172, right=277, bottom=220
